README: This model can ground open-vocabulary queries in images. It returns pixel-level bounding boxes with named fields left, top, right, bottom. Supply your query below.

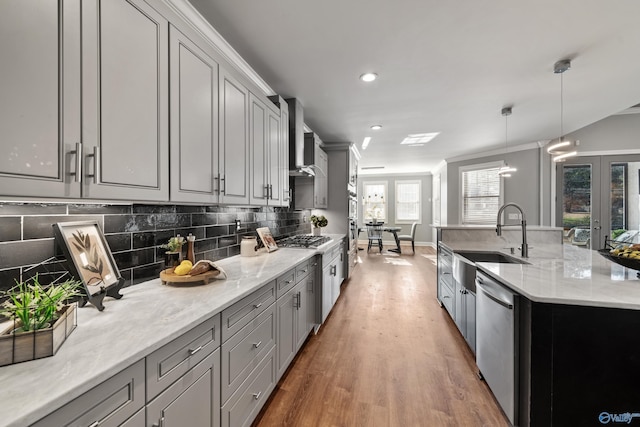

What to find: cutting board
left=160, top=268, right=220, bottom=286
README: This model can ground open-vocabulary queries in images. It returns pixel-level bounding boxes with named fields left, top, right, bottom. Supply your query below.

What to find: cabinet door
left=249, top=93, right=268, bottom=205
left=147, top=349, right=220, bottom=427
left=465, top=291, right=476, bottom=354
left=219, top=68, right=249, bottom=204
left=276, top=286, right=296, bottom=379
left=0, top=0, right=81, bottom=198
left=315, top=147, right=329, bottom=208
left=81, top=0, right=169, bottom=201
left=169, top=25, right=219, bottom=203
left=295, top=278, right=311, bottom=350
left=321, top=263, right=333, bottom=324
left=267, top=108, right=283, bottom=205
left=454, top=280, right=465, bottom=334
left=279, top=100, right=290, bottom=206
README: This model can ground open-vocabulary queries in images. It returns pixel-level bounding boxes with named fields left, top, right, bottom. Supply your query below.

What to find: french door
left=557, top=155, right=640, bottom=249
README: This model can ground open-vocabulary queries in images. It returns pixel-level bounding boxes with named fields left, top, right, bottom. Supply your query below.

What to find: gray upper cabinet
left=249, top=93, right=286, bottom=206
left=81, top=0, right=169, bottom=201
left=0, top=0, right=81, bottom=198
left=169, top=25, right=219, bottom=203
left=219, top=68, right=250, bottom=205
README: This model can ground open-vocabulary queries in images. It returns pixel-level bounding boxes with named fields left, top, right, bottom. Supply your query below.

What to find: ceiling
left=188, top=0, right=640, bottom=174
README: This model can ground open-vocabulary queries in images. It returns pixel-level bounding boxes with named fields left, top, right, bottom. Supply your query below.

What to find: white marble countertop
left=440, top=242, right=640, bottom=310
left=0, top=235, right=344, bottom=427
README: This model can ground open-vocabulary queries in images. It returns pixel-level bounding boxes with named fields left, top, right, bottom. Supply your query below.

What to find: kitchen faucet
left=496, top=202, right=528, bottom=257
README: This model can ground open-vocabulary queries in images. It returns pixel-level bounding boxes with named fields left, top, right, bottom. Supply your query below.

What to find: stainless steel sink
left=456, top=251, right=530, bottom=265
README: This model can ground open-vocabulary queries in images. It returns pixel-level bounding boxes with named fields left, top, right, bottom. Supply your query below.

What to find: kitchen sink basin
left=456, top=251, right=530, bottom=265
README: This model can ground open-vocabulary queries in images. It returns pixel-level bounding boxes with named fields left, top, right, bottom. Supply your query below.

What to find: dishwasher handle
left=476, top=278, right=514, bottom=310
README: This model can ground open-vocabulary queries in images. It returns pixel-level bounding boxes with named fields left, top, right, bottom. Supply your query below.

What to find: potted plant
left=0, top=275, right=81, bottom=366
left=310, top=215, right=328, bottom=235
left=161, top=235, right=185, bottom=268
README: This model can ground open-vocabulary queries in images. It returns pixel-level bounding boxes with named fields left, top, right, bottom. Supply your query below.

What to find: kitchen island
left=0, top=235, right=344, bottom=427
left=438, top=241, right=640, bottom=426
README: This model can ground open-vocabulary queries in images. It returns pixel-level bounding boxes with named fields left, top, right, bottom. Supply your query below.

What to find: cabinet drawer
left=147, top=349, right=220, bottom=427
left=221, top=348, right=276, bottom=427
left=146, top=315, right=220, bottom=401
left=440, top=279, right=455, bottom=316
left=295, top=259, right=312, bottom=282
left=221, top=302, right=276, bottom=403
left=440, top=268, right=454, bottom=288
left=276, top=269, right=296, bottom=298
left=222, top=281, right=276, bottom=342
left=32, top=359, right=145, bottom=427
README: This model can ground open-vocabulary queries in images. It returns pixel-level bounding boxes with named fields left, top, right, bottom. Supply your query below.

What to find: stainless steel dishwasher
left=476, top=270, right=519, bottom=426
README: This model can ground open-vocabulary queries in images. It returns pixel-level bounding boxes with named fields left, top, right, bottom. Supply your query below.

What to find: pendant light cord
left=560, top=71, right=564, bottom=141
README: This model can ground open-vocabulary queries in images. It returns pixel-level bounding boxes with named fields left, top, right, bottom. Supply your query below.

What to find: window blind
left=396, top=181, right=421, bottom=222
left=462, top=167, right=501, bottom=224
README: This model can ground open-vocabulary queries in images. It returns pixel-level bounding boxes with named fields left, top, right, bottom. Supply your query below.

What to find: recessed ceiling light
left=400, top=132, right=440, bottom=145
left=360, top=73, right=377, bottom=82
left=362, top=137, right=371, bottom=150
left=370, top=125, right=382, bottom=130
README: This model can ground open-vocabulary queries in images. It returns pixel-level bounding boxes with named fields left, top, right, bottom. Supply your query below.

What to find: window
left=460, top=162, right=503, bottom=224
left=395, top=180, right=421, bottom=223
left=362, top=181, right=387, bottom=222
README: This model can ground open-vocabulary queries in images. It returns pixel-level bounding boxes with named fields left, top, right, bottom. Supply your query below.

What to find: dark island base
left=521, top=301, right=640, bottom=426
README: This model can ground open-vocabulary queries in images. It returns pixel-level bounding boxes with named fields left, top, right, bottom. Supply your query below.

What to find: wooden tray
left=160, top=268, right=220, bottom=286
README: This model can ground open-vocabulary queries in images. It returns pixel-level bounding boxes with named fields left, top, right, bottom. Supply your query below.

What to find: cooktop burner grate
left=278, top=235, right=331, bottom=248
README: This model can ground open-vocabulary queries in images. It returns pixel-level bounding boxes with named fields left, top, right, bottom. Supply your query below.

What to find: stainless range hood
left=286, top=98, right=317, bottom=177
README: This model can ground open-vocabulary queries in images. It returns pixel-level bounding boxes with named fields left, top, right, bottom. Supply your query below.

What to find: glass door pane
left=604, top=156, right=640, bottom=246
left=557, top=156, right=601, bottom=250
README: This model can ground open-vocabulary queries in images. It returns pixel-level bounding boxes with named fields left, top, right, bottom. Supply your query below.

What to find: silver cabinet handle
left=253, top=391, right=262, bottom=400
left=442, top=295, right=451, bottom=299
left=70, top=142, right=82, bottom=183
left=253, top=302, right=262, bottom=309
left=89, top=422, right=99, bottom=427
left=264, top=185, right=269, bottom=198
left=189, top=346, right=203, bottom=356
left=297, top=291, right=302, bottom=308
left=286, top=279, right=293, bottom=284
left=220, top=174, right=226, bottom=194
left=87, top=146, right=99, bottom=184
left=214, top=175, right=220, bottom=194
left=253, top=341, right=262, bottom=348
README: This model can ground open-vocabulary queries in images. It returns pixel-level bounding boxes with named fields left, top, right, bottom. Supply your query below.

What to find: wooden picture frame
left=53, top=221, right=124, bottom=311
left=257, top=227, right=278, bottom=252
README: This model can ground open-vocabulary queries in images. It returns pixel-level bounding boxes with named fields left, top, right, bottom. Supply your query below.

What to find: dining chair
left=398, top=222, right=418, bottom=254
left=366, top=223, right=384, bottom=252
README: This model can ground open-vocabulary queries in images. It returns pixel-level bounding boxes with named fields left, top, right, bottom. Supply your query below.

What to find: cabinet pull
left=253, top=302, right=263, bottom=309
left=293, top=293, right=298, bottom=308
left=286, top=279, right=293, bottom=284
left=87, top=146, right=99, bottom=184
left=301, top=268, right=307, bottom=273
left=443, top=295, right=451, bottom=299
left=220, top=174, right=226, bottom=194
left=188, top=345, right=203, bottom=356
left=89, top=422, right=99, bottom=427
left=160, top=416, right=165, bottom=427
left=253, top=341, right=262, bottom=348
left=297, top=291, right=302, bottom=308
left=70, top=142, right=82, bottom=183
left=253, top=391, right=262, bottom=400
left=214, top=175, right=220, bottom=194
left=264, top=185, right=269, bottom=198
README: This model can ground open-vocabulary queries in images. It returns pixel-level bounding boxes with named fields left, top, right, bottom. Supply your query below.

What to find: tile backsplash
left=0, top=202, right=311, bottom=292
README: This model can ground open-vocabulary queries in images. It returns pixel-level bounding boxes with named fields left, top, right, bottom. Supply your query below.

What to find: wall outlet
left=508, top=213, right=521, bottom=220
left=235, top=219, right=241, bottom=230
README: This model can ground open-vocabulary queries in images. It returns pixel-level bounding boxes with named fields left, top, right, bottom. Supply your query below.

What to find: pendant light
left=547, top=59, right=577, bottom=162
left=498, top=106, right=516, bottom=177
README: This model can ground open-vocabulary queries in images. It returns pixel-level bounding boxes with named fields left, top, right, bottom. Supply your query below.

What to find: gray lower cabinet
left=221, top=347, right=276, bottom=427
left=437, top=244, right=455, bottom=316
left=454, top=280, right=476, bottom=353
left=321, top=245, right=343, bottom=323
left=146, top=349, right=221, bottom=427
left=168, top=24, right=219, bottom=203
left=31, top=359, right=145, bottom=427
left=221, top=303, right=276, bottom=403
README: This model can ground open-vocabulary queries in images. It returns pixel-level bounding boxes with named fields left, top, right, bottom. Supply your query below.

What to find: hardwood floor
left=254, top=246, right=509, bottom=427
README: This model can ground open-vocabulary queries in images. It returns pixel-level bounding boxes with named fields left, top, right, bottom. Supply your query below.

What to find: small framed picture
left=257, top=227, right=278, bottom=252
left=53, top=221, right=124, bottom=310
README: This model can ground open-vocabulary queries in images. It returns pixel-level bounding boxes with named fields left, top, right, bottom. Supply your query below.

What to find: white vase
left=313, top=227, right=321, bottom=236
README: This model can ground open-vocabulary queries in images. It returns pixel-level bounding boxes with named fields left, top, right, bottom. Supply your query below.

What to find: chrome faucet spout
left=496, top=203, right=529, bottom=257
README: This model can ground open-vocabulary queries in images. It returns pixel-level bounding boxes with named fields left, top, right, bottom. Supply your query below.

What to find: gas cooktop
left=278, top=235, right=331, bottom=248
